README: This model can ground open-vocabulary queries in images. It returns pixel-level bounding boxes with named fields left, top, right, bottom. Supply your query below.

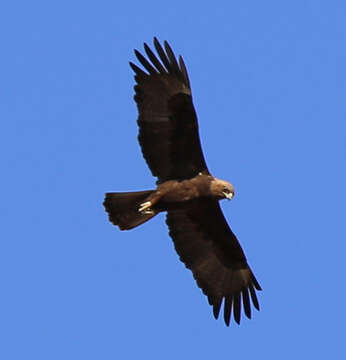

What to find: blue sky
left=1, top=1, right=346, bottom=359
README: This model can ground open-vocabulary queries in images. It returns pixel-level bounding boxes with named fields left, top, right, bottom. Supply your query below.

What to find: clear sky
left=1, top=1, right=346, bottom=359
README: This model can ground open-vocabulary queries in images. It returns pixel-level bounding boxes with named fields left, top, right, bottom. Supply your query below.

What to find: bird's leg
left=138, top=189, right=166, bottom=214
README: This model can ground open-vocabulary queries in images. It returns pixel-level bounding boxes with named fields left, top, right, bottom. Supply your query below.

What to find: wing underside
left=130, top=38, right=209, bottom=183
left=166, top=200, right=261, bottom=325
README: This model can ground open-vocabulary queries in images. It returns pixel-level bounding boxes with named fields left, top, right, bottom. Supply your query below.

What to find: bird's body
left=142, top=174, right=234, bottom=207
left=103, top=38, right=261, bottom=326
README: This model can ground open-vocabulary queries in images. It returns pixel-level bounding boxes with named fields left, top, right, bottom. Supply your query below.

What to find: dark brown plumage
left=103, top=38, right=261, bottom=326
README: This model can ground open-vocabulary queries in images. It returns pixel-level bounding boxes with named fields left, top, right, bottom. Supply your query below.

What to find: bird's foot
left=138, top=201, right=154, bottom=214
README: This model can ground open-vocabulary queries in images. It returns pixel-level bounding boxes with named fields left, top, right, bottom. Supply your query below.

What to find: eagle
left=103, top=38, right=261, bottom=326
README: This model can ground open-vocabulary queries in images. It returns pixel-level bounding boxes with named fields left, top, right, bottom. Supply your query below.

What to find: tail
left=103, top=190, right=157, bottom=230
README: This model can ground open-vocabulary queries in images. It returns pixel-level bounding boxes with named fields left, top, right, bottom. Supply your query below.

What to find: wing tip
left=130, top=37, right=190, bottom=87
left=216, top=277, right=261, bottom=326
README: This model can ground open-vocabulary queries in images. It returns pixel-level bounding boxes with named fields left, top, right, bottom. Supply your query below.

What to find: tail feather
left=103, top=190, right=156, bottom=230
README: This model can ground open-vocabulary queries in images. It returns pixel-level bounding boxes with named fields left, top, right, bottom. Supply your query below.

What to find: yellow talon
left=138, top=201, right=152, bottom=213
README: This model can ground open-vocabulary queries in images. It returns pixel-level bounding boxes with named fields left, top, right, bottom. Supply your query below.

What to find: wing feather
left=129, top=62, right=148, bottom=79
left=178, top=56, right=191, bottom=88
left=233, top=293, right=241, bottom=324
left=224, top=296, right=233, bottom=326
left=249, top=283, right=260, bottom=311
left=242, top=288, right=251, bottom=319
left=134, top=50, right=158, bottom=75
left=143, top=43, right=167, bottom=73
left=153, top=37, right=173, bottom=72
left=164, top=41, right=180, bottom=75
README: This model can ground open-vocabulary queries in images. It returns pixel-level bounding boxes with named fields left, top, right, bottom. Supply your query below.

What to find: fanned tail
left=103, top=190, right=156, bottom=230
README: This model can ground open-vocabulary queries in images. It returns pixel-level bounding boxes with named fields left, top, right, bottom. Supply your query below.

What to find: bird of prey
left=103, top=38, right=261, bottom=326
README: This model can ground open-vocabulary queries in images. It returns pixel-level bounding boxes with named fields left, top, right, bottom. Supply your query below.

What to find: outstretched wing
left=166, top=200, right=261, bottom=326
left=130, top=38, right=209, bottom=183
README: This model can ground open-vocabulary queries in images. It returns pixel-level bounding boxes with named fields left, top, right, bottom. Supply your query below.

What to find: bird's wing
left=166, top=199, right=261, bottom=326
left=130, top=38, right=209, bottom=183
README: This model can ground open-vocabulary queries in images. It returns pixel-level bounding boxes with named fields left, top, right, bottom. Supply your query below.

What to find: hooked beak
left=223, top=192, right=234, bottom=200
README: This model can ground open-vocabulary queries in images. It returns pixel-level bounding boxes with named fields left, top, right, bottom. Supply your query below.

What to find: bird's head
left=210, top=178, right=235, bottom=200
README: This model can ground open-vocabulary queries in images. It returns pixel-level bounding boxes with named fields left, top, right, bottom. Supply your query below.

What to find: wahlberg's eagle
left=103, top=38, right=261, bottom=326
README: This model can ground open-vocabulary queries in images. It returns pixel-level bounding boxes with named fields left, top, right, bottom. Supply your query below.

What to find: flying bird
left=103, top=38, right=261, bottom=326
